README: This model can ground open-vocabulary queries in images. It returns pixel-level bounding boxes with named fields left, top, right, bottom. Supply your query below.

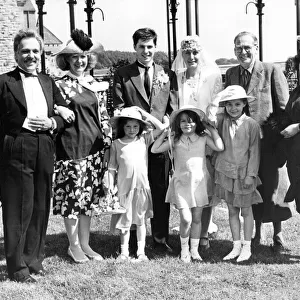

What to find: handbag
left=92, top=167, right=126, bottom=215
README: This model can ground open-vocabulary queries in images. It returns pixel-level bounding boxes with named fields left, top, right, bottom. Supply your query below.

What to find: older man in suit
left=225, top=31, right=292, bottom=252
left=0, top=29, right=67, bottom=283
left=113, top=28, right=178, bottom=253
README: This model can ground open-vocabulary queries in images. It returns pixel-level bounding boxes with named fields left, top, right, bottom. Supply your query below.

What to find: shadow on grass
left=45, top=231, right=300, bottom=265
left=1, top=231, right=300, bottom=282
left=44, top=231, right=181, bottom=260
left=201, top=238, right=300, bottom=265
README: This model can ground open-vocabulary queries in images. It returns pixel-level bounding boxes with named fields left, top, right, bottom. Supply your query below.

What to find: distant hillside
left=96, top=50, right=238, bottom=69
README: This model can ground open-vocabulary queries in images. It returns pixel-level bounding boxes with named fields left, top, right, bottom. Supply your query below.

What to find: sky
left=40, top=0, right=297, bottom=62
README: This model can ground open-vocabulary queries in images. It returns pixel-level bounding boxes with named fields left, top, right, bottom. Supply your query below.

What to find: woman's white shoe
left=223, top=245, right=242, bottom=261
left=236, top=246, right=251, bottom=262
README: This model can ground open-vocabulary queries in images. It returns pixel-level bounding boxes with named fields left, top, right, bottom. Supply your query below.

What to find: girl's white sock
left=190, top=238, right=200, bottom=255
left=137, top=241, right=145, bottom=256
left=121, top=244, right=129, bottom=257
left=180, top=236, right=190, bottom=255
left=243, top=240, right=251, bottom=247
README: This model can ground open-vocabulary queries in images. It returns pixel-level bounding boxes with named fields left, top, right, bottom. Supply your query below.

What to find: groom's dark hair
left=132, top=28, right=157, bottom=46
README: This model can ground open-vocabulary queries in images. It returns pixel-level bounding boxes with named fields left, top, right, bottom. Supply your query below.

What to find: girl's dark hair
left=224, top=99, right=249, bottom=116
left=115, top=117, right=146, bottom=139
left=173, top=110, right=206, bottom=141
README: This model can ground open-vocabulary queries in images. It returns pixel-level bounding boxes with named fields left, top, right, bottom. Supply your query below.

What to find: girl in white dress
left=152, top=105, right=224, bottom=262
left=172, top=35, right=223, bottom=249
left=108, top=107, right=166, bottom=262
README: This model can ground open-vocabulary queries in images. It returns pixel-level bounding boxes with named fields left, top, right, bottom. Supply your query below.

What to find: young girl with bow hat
left=151, top=105, right=224, bottom=263
left=108, top=106, right=167, bottom=262
left=214, top=85, right=263, bottom=262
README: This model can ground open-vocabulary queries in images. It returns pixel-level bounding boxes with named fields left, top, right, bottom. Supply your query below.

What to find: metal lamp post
left=35, top=0, right=46, bottom=73
left=84, top=0, right=104, bottom=38
left=67, top=0, right=77, bottom=33
left=170, top=0, right=179, bottom=60
left=84, top=0, right=104, bottom=75
left=246, top=0, right=265, bottom=61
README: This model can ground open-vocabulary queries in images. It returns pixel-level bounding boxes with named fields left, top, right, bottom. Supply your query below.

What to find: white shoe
left=223, top=245, right=242, bottom=261
left=236, top=246, right=251, bottom=262
left=180, top=252, right=191, bottom=263
left=116, top=254, right=131, bottom=262
left=134, top=254, right=149, bottom=263
left=190, top=251, right=202, bottom=262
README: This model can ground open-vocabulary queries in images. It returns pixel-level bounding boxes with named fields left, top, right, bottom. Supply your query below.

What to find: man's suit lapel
left=6, top=69, right=27, bottom=110
left=247, top=60, right=263, bottom=95
left=129, top=62, right=149, bottom=103
left=38, top=74, right=53, bottom=114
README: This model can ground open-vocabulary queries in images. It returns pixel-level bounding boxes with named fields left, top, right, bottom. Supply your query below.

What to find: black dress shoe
left=31, top=268, right=48, bottom=277
left=13, top=275, right=37, bottom=283
left=272, top=236, right=289, bottom=253
left=153, top=241, right=173, bottom=253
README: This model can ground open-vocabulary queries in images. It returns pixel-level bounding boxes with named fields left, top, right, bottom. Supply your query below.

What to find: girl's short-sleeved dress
left=166, top=133, right=215, bottom=209
left=214, top=113, right=263, bottom=208
left=109, top=132, right=154, bottom=232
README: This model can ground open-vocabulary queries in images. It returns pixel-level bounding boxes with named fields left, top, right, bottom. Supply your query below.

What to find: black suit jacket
left=113, top=62, right=178, bottom=122
left=0, top=68, right=67, bottom=139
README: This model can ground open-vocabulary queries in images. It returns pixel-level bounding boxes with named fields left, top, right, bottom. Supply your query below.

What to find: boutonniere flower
left=153, top=70, right=169, bottom=90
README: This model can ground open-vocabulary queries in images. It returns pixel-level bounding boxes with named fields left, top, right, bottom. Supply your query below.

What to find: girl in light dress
left=172, top=35, right=223, bottom=248
left=214, top=85, right=263, bottom=262
left=108, top=106, right=167, bottom=262
left=151, top=105, right=224, bottom=263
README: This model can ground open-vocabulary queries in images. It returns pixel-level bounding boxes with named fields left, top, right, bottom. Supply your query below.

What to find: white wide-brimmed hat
left=217, top=85, right=255, bottom=103
left=54, top=29, right=104, bottom=57
left=169, top=105, right=207, bottom=128
left=109, top=107, right=151, bottom=128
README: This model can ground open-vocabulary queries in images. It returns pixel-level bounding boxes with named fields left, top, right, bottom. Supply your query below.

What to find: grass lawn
left=0, top=167, right=300, bottom=300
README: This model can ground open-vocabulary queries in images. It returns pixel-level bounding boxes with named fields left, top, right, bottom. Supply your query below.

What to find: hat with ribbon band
left=169, top=105, right=207, bottom=130
left=109, top=107, right=151, bottom=129
left=217, top=85, right=255, bottom=103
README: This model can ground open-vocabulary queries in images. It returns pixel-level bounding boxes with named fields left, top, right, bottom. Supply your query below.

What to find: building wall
left=0, top=0, right=21, bottom=74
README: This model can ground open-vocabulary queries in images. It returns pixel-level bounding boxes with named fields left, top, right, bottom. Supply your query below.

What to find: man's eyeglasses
left=234, top=45, right=256, bottom=53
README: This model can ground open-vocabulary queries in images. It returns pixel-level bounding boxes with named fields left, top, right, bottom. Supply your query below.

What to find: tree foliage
left=215, top=57, right=238, bottom=65
left=96, top=50, right=170, bottom=69
left=96, top=50, right=238, bottom=69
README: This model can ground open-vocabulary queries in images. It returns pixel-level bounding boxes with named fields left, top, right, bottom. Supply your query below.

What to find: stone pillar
left=0, top=0, right=21, bottom=74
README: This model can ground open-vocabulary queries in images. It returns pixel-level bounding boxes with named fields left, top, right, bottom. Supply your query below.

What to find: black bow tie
left=18, top=68, right=38, bottom=78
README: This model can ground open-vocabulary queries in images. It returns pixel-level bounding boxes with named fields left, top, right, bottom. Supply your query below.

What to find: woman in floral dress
left=53, top=29, right=111, bottom=263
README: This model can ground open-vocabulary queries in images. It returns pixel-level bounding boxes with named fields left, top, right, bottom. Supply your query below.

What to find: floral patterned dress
left=53, top=73, right=111, bottom=219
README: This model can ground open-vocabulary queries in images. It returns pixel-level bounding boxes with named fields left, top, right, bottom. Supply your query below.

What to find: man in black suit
left=0, top=29, right=67, bottom=283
